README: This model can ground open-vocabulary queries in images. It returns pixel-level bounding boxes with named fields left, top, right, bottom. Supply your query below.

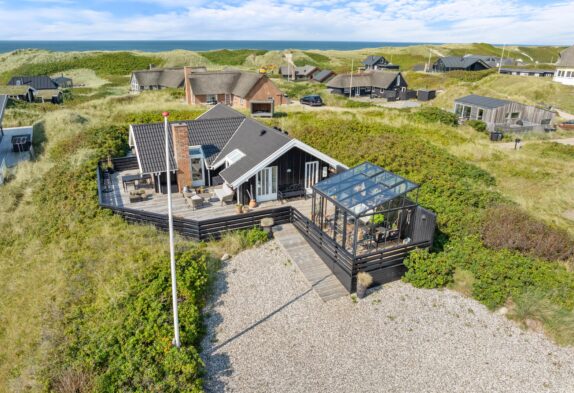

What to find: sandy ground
left=201, top=241, right=574, bottom=393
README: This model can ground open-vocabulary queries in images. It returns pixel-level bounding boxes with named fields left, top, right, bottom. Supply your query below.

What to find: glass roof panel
left=312, top=162, right=419, bottom=217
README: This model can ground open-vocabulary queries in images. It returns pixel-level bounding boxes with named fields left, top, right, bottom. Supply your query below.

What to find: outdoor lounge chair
left=214, top=183, right=234, bottom=206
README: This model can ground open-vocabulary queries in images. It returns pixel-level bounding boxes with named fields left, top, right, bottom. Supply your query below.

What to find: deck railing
left=97, top=165, right=435, bottom=291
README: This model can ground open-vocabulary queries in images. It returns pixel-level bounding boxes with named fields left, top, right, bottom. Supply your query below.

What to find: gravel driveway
left=201, top=241, right=574, bottom=393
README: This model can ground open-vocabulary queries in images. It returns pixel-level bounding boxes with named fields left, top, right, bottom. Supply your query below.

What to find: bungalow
left=279, top=65, right=319, bottom=80
left=432, top=56, right=491, bottom=72
left=8, top=75, right=59, bottom=90
left=53, top=75, right=73, bottom=88
left=130, top=68, right=186, bottom=93
left=326, top=71, right=407, bottom=97
left=128, top=104, right=345, bottom=204
left=500, top=68, right=554, bottom=78
left=454, top=94, right=555, bottom=133
left=184, top=68, right=286, bottom=109
left=362, top=55, right=399, bottom=71
left=553, top=44, right=574, bottom=86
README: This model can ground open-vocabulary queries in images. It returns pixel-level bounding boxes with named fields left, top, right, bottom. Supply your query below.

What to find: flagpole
left=163, top=111, right=181, bottom=349
left=349, top=59, right=354, bottom=98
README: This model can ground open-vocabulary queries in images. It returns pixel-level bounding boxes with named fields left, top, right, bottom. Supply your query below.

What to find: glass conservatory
left=311, top=162, right=421, bottom=257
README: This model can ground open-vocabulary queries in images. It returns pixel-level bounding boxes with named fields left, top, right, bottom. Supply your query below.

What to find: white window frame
left=224, top=149, right=245, bottom=168
left=189, top=145, right=205, bottom=187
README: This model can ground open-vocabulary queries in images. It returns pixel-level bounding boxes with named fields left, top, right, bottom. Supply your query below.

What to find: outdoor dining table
left=121, top=173, right=152, bottom=192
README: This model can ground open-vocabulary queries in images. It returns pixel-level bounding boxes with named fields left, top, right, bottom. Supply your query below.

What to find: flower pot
left=249, top=199, right=257, bottom=208
left=235, top=205, right=243, bottom=214
left=242, top=206, right=250, bottom=214
left=356, top=284, right=367, bottom=299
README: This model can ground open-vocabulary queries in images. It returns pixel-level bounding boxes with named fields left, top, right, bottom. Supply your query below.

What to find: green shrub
left=64, top=248, right=209, bottom=392
left=371, top=213, right=385, bottom=225
left=445, top=69, right=495, bottom=82
left=403, top=249, right=455, bottom=288
left=245, top=227, right=270, bottom=247
left=414, top=107, right=458, bottom=126
left=466, top=120, right=487, bottom=132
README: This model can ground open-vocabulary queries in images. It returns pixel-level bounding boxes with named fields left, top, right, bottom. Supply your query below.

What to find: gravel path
left=201, top=241, right=574, bottom=393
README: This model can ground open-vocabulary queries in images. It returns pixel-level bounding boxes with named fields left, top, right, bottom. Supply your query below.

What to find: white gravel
left=201, top=241, right=574, bottom=393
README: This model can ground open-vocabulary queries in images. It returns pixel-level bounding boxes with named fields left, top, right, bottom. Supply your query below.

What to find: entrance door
left=256, top=166, right=277, bottom=202
left=304, top=161, right=320, bottom=192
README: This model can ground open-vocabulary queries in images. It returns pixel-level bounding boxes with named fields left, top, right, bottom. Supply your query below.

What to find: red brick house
left=184, top=68, right=286, bottom=110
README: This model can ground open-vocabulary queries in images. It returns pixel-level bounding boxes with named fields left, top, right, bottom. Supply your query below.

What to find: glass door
left=304, top=161, right=319, bottom=192
left=256, top=166, right=277, bottom=202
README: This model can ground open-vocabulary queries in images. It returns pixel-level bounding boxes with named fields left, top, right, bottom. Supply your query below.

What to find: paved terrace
left=101, top=169, right=313, bottom=221
left=0, top=126, right=34, bottom=168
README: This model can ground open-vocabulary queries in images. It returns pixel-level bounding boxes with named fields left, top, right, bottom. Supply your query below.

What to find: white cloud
left=0, top=0, right=572, bottom=44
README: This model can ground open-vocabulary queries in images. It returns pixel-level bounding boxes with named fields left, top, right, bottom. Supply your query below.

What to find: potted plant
left=242, top=205, right=250, bottom=213
left=247, top=187, right=257, bottom=208
left=235, top=204, right=243, bottom=214
left=356, top=272, right=373, bottom=299
left=106, top=155, right=114, bottom=174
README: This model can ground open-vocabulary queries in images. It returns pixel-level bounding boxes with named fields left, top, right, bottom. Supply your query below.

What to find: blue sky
left=0, top=0, right=573, bottom=44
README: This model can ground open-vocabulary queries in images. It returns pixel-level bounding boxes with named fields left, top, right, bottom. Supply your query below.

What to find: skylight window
left=225, top=149, right=245, bottom=166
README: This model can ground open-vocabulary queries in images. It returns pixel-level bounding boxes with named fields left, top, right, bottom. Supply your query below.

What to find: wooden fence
left=97, top=165, right=435, bottom=292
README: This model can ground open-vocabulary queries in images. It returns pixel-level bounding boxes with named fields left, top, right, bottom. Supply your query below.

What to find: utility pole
left=349, top=59, right=354, bottom=98
left=427, top=49, right=432, bottom=72
left=163, top=112, right=181, bottom=349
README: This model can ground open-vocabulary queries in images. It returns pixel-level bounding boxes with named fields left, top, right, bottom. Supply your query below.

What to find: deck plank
left=274, top=224, right=348, bottom=302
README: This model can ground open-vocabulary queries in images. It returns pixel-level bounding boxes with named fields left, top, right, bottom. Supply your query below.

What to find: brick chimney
left=171, top=123, right=191, bottom=192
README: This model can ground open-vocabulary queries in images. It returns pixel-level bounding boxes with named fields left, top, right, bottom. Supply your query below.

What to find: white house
left=553, top=45, right=574, bottom=86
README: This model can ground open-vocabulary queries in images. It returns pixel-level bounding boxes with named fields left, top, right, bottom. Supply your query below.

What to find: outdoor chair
left=185, top=194, right=204, bottom=210
left=214, top=183, right=234, bottom=206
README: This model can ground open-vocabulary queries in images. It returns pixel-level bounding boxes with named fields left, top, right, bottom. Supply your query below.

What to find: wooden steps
left=274, top=224, right=348, bottom=302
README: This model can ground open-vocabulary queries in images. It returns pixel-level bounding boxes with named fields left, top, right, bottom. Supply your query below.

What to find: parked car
left=559, top=120, right=574, bottom=130
left=300, top=95, right=323, bottom=106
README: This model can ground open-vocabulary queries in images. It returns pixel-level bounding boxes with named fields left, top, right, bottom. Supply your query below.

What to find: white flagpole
left=163, top=111, right=181, bottom=349
left=349, top=59, right=354, bottom=98
left=498, top=44, right=506, bottom=74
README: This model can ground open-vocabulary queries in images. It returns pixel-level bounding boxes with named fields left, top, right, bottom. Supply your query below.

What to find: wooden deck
left=101, top=169, right=312, bottom=221
left=274, top=223, right=348, bottom=301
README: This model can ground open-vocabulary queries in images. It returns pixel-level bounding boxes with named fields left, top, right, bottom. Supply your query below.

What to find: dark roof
left=132, top=68, right=185, bottom=88
left=188, top=70, right=267, bottom=98
left=313, top=162, right=419, bottom=217
left=131, top=106, right=246, bottom=174
left=0, top=94, right=7, bottom=125
left=557, top=45, right=574, bottom=67
left=217, top=119, right=291, bottom=185
left=454, top=94, right=510, bottom=109
left=327, top=71, right=404, bottom=89
left=196, top=103, right=245, bottom=120
left=363, top=56, right=387, bottom=67
left=279, top=65, right=318, bottom=77
left=8, top=75, right=58, bottom=90
left=435, top=56, right=491, bottom=69
left=313, top=69, right=335, bottom=82
left=500, top=68, right=554, bottom=74
left=53, top=76, right=72, bottom=84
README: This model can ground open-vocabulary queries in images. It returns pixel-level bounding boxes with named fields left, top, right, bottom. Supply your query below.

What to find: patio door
left=304, top=161, right=319, bottom=192
left=256, top=166, right=277, bottom=202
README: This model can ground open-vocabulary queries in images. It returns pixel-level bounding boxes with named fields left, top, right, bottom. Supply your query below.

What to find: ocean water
left=0, top=40, right=440, bottom=53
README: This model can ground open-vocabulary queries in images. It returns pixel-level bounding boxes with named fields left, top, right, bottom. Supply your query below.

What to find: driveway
left=201, top=241, right=574, bottom=393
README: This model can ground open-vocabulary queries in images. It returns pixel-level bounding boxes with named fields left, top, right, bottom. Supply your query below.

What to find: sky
left=0, top=0, right=573, bottom=44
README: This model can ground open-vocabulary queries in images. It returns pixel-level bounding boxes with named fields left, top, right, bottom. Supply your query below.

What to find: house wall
left=553, top=67, right=574, bottom=86
left=454, top=101, right=555, bottom=131
left=237, top=146, right=332, bottom=204
left=172, top=123, right=192, bottom=192
left=245, top=76, right=285, bottom=106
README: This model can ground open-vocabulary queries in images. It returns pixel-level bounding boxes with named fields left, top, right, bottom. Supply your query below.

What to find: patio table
left=122, top=173, right=151, bottom=192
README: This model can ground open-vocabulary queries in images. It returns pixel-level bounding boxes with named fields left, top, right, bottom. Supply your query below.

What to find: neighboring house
left=35, top=89, right=63, bottom=104
left=362, top=56, right=399, bottom=71
left=500, top=68, right=554, bottom=77
left=312, top=69, right=336, bottom=83
left=454, top=94, right=555, bottom=132
left=432, top=56, right=491, bottom=72
left=553, top=44, right=574, bottom=86
left=326, top=71, right=407, bottom=97
left=53, top=75, right=73, bottom=88
left=279, top=65, right=319, bottom=80
left=0, top=85, right=35, bottom=102
left=0, top=94, right=34, bottom=184
left=184, top=68, right=286, bottom=108
left=130, top=68, right=186, bottom=92
left=8, top=75, right=59, bottom=90
left=128, top=104, right=345, bottom=203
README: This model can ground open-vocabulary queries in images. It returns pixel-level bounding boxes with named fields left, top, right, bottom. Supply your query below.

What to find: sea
left=0, top=40, right=440, bottom=53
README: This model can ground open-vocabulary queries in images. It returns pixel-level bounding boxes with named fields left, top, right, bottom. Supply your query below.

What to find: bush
left=403, top=249, right=455, bottom=288
left=466, top=120, right=487, bottom=132
left=414, top=107, right=458, bottom=126
left=445, top=69, right=495, bottom=82
left=482, top=205, right=574, bottom=262
left=200, top=49, right=267, bottom=65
